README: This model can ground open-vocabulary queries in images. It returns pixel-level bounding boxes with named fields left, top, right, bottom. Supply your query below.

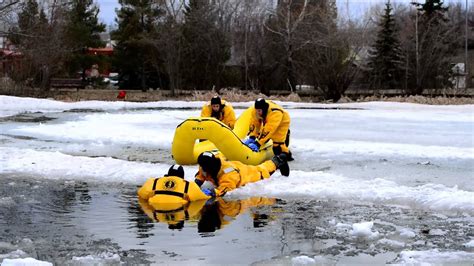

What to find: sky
left=96, top=0, right=469, bottom=26
left=1, top=95, right=473, bottom=265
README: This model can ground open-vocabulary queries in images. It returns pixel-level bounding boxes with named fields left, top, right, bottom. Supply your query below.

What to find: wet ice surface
left=0, top=97, right=473, bottom=264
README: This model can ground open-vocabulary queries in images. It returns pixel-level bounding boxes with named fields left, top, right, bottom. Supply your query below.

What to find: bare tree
left=0, top=1, right=20, bottom=35
left=397, top=2, right=461, bottom=94
left=153, top=0, right=186, bottom=94
left=263, top=0, right=313, bottom=92
left=7, top=0, right=70, bottom=89
left=0, top=0, right=19, bottom=14
left=301, top=17, right=368, bottom=102
left=231, top=0, right=271, bottom=91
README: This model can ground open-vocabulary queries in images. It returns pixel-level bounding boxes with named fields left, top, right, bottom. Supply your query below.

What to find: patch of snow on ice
left=398, top=249, right=474, bottom=264
left=71, top=252, right=121, bottom=265
left=350, top=221, right=379, bottom=239
left=291, top=255, right=315, bottom=265
left=1, top=257, right=52, bottom=266
left=399, top=228, right=416, bottom=238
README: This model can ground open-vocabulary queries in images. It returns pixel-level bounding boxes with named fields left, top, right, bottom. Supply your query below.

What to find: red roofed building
left=0, top=48, right=23, bottom=77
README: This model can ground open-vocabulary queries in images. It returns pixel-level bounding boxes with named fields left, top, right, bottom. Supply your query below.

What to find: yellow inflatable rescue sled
left=171, top=108, right=274, bottom=165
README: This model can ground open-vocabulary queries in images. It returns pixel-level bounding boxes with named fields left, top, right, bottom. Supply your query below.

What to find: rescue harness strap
left=155, top=190, right=185, bottom=197
left=152, top=178, right=159, bottom=190
left=184, top=180, right=190, bottom=194
left=154, top=180, right=190, bottom=199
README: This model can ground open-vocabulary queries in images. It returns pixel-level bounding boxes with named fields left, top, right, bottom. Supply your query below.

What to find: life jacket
left=138, top=175, right=209, bottom=209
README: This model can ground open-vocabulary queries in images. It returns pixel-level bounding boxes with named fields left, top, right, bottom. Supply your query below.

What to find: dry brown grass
left=1, top=80, right=471, bottom=105
left=184, top=88, right=302, bottom=103
left=358, top=95, right=474, bottom=105
left=183, top=89, right=473, bottom=105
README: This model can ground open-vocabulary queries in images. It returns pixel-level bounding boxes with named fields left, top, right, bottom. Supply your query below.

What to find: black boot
left=272, top=154, right=290, bottom=177
left=287, top=151, right=294, bottom=161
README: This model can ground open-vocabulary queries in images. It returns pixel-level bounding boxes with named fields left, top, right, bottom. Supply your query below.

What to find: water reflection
left=138, top=197, right=277, bottom=234
left=138, top=198, right=206, bottom=230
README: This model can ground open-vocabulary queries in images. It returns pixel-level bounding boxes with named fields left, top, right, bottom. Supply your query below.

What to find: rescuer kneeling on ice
left=194, top=151, right=290, bottom=197
left=244, top=98, right=293, bottom=160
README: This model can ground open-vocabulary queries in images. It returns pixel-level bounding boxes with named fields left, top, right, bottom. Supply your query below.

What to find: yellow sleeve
left=223, top=104, right=236, bottom=129
left=257, top=110, right=283, bottom=146
left=215, top=171, right=240, bottom=197
left=186, top=181, right=211, bottom=201
left=201, top=104, right=211, bottom=117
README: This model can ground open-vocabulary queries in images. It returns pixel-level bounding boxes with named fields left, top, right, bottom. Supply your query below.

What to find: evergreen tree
left=64, top=0, right=106, bottom=78
left=181, top=0, right=230, bottom=90
left=112, top=0, right=163, bottom=90
left=18, top=0, right=39, bottom=35
left=65, top=0, right=105, bottom=48
left=9, top=0, right=45, bottom=47
left=413, top=0, right=448, bottom=18
left=368, top=0, right=404, bottom=90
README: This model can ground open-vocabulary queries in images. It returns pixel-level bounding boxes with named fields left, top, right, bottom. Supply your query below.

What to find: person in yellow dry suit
left=194, top=151, right=289, bottom=197
left=244, top=98, right=293, bottom=160
left=137, top=164, right=210, bottom=207
left=198, top=197, right=276, bottom=233
left=201, top=95, right=236, bottom=129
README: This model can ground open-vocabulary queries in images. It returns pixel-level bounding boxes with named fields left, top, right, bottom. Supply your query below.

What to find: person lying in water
left=138, top=164, right=210, bottom=205
left=194, top=151, right=290, bottom=197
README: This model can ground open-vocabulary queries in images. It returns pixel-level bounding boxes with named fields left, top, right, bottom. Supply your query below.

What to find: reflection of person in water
left=198, top=197, right=276, bottom=233
left=138, top=197, right=206, bottom=230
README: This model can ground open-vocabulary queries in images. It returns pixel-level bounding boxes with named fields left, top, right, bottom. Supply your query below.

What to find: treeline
left=1, top=0, right=472, bottom=101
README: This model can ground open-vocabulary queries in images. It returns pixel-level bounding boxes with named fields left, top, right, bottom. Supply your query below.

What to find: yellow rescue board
left=171, top=108, right=274, bottom=165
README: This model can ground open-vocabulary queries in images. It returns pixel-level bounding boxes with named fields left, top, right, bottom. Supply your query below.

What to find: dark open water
left=0, top=176, right=472, bottom=265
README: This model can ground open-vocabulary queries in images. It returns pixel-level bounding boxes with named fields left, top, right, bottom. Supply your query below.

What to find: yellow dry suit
left=249, top=100, right=291, bottom=154
left=195, top=156, right=277, bottom=197
left=201, top=99, right=236, bottom=129
left=138, top=175, right=210, bottom=209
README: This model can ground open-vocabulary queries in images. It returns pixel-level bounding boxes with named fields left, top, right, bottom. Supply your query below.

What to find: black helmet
left=210, top=96, right=221, bottom=105
left=197, top=152, right=220, bottom=177
left=254, top=98, right=269, bottom=110
left=167, top=164, right=184, bottom=179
